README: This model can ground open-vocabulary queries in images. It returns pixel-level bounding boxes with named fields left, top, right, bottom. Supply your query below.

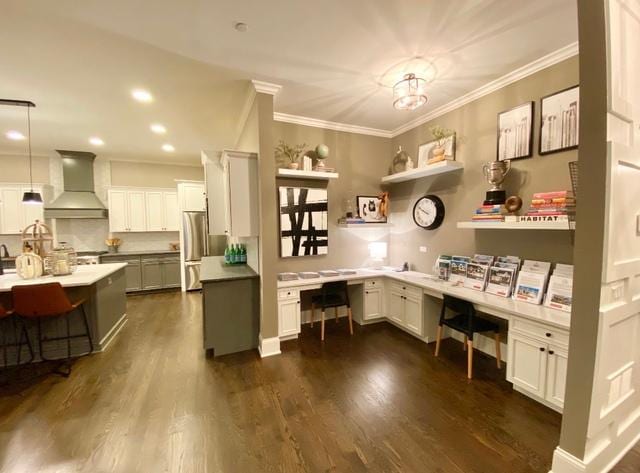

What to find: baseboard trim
left=258, top=335, right=281, bottom=358
left=550, top=447, right=587, bottom=473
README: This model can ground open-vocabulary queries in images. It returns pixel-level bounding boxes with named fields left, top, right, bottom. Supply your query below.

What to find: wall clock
left=413, top=195, right=445, bottom=230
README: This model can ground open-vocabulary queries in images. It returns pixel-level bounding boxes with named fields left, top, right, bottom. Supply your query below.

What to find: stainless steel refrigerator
left=182, top=211, right=209, bottom=290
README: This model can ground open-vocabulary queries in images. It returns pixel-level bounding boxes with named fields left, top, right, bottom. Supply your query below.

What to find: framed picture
left=279, top=186, right=328, bottom=257
left=356, top=195, right=387, bottom=223
left=418, top=134, right=456, bottom=167
left=539, top=85, right=579, bottom=155
left=497, top=102, right=534, bottom=161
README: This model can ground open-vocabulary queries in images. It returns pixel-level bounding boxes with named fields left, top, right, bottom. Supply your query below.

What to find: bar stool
left=0, top=303, right=33, bottom=368
left=12, top=283, right=93, bottom=376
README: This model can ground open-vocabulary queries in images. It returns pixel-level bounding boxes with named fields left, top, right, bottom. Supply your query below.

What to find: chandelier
left=393, top=73, right=427, bottom=111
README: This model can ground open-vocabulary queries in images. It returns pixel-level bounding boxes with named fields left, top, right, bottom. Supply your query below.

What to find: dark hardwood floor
left=0, top=291, right=637, bottom=472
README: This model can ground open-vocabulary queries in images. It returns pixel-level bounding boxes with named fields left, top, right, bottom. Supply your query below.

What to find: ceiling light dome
left=393, top=73, right=427, bottom=111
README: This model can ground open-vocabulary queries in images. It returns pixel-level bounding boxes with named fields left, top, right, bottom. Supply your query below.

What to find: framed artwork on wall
left=357, top=195, right=387, bottom=223
left=539, top=85, right=580, bottom=155
left=279, top=186, right=328, bottom=257
left=418, top=134, right=456, bottom=167
left=497, top=101, right=534, bottom=161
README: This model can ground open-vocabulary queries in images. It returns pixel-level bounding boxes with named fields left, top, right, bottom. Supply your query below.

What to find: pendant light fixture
left=393, top=73, right=428, bottom=111
left=0, top=99, right=42, bottom=204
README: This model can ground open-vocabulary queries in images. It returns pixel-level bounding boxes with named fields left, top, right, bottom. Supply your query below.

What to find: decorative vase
left=288, top=162, right=300, bottom=170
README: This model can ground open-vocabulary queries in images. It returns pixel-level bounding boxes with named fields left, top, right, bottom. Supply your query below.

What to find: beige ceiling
left=0, top=0, right=578, bottom=164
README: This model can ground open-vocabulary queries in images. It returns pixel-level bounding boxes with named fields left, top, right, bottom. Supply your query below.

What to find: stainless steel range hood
left=44, top=150, right=108, bottom=219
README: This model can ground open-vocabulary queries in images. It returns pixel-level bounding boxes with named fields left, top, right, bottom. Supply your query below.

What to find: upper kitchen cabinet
left=0, top=185, right=45, bottom=235
left=204, top=150, right=259, bottom=237
left=178, top=182, right=206, bottom=212
left=108, top=188, right=179, bottom=233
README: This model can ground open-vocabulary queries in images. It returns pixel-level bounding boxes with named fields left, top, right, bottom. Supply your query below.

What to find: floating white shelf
left=337, top=223, right=392, bottom=228
left=381, top=161, right=463, bottom=184
left=457, top=220, right=575, bottom=230
left=277, top=169, right=339, bottom=180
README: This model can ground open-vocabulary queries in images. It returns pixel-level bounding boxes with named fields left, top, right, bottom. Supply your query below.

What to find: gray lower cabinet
left=101, top=253, right=181, bottom=293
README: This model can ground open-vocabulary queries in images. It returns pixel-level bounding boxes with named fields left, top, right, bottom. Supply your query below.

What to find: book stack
left=338, top=216, right=366, bottom=225
left=471, top=204, right=507, bottom=222
left=522, top=191, right=575, bottom=223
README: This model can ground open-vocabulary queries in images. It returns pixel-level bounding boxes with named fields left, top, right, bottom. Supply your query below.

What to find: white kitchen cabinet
left=364, top=283, right=383, bottom=321
left=204, top=150, right=259, bottom=237
left=507, top=318, right=569, bottom=411
left=109, top=188, right=179, bottom=233
left=0, top=186, right=44, bottom=235
left=163, top=192, right=179, bottom=231
left=278, top=289, right=301, bottom=338
left=386, top=282, right=424, bottom=336
left=179, top=183, right=206, bottom=212
left=127, top=191, right=146, bottom=232
left=145, top=191, right=179, bottom=231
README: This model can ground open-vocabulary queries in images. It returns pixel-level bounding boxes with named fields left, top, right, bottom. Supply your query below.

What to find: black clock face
left=413, top=195, right=445, bottom=230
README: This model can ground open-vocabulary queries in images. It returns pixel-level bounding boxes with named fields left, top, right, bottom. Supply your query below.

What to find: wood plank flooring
left=0, top=291, right=637, bottom=472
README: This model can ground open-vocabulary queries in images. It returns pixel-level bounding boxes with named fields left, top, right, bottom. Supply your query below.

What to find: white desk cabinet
left=387, top=281, right=424, bottom=336
left=364, top=279, right=384, bottom=320
left=507, top=316, right=569, bottom=411
left=278, top=289, right=300, bottom=338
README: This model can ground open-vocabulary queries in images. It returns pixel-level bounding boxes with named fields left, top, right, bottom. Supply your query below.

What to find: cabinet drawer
left=510, top=317, right=569, bottom=347
left=365, top=279, right=381, bottom=289
left=278, top=288, right=299, bottom=300
left=405, top=285, right=422, bottom=299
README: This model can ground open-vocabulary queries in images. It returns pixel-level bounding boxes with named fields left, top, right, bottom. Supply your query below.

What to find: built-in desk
left=277, top=269, right=571, bottom=413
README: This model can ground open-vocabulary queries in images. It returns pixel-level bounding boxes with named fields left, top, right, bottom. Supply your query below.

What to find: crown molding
left=389, top=41, right=579, bottom=137
left=271, top=42, right=579, bottom=139
left=251, top=80, right=282, bottom=95
left=273, top=112, right=392, bottom=138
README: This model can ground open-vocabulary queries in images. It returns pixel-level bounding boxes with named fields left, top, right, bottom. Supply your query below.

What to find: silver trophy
left=482, top=160, right=511, bottom=204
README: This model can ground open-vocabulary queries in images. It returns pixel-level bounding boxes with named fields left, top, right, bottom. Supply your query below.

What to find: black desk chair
left=434, top=295, right=501, bottom=379
left=311, top=281, right=353, bottom=341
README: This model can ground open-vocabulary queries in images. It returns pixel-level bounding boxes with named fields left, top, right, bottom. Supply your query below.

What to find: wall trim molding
left=258, top=335, right=281, bottom=358
left=550, top=447, right=587, bottom=473
left=273, top=112, right=393, bottom=138
left=272, top=42, right=579, bottom=139
left=252, top=80, right=282, bottom=96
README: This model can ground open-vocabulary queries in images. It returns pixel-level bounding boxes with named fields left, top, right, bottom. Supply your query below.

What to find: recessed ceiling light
left=150, top=123, right=167, bottom=134
left=234, top=22, right=248, bottom=32
left=6, top=130, right=25, bottom=141
left=89, top=137, right=104, bottom=146
left=162, top=144, right=175, bottom=152
left=131, top=89, right=153, bottom=103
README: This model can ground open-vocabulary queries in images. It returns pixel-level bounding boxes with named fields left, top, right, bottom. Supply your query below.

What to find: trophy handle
left=504, top=159, right=512, bottom=175
left=482, top=163, right=489, bottom=179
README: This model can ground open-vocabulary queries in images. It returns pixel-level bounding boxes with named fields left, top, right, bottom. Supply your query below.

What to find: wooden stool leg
left=335, top=306, right=339, bottom=323
left=467, top=339, right=474, bottom=379
left=435, top=325, right=443, bottom=356
left=494, top=332, right=502, bottom=369
left=321, top=311, right=325, bottom=341
left=347, top=307, right=353, bottom=335
left=311, top=304, right=315, bottom=328
left=463, top=335, right=468, bottom=351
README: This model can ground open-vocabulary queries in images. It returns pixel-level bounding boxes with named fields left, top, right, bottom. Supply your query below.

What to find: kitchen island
left=201, top=256, right=259, bottom=357
left=0, top=263, right=128, bottom=362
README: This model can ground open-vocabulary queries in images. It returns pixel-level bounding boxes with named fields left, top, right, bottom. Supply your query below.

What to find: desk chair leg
left=321, top=311, right=325, bottom=341
left=335, top=307, right=339, bottom=323
left=435, top=325, right=442, bottom=357
left=463, top=335, right=468, bottom=351
left=467, top=339, right=474, bottom=379
left=310, top=304, right=315, bottom=328
left=347, top=307, right=353, bottom=335
left=494, top=332, right=502, bottom=369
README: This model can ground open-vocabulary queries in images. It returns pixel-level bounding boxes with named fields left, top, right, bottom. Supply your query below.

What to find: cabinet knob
left=539, top=347, right=545, bottom=352
left=365, top=291, right=369, bottom=294
left=546, top=332, right=552, bottom=337
left=548, top=350, right=555, bottom=355
left=402, top=286, right=406, bottom=290
left=297, top=301, right=300, bottom=304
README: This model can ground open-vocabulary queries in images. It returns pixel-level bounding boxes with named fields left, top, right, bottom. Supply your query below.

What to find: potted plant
left=428, top=126, right=454, bottom=164
left=275, top=140, right=307, bottom=170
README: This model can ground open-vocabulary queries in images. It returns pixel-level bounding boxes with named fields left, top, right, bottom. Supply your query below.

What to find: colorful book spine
left=532, top=191, right=574, bottom=199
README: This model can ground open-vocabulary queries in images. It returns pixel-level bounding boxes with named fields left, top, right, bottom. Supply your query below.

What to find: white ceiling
left=0, top=0, right=578, bottom=164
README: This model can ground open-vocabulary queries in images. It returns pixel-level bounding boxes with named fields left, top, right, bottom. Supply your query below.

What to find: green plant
left=429, top=126, right=454, bottom=146
left=275, top=140, right=306, bottom=164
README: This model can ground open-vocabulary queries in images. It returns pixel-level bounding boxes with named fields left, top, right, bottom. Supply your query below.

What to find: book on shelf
left=338, top=217, right=366, bottom=224
left=472, top=215, right=504, bottom=221
left=531, top=197, right=576, bottom=205
left=486, top=266, right=516, bottom=297
left=464, top=263, right=489, bottom=291
left=532, top=191, right=574, bottom=200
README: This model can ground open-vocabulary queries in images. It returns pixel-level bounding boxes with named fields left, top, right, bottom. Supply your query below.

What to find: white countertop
left=278, top=269, right=571, bottom=330
left=0, top=263, right=127, bottom=293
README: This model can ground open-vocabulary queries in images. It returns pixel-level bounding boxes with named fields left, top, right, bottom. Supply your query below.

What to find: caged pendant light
left=393, top=73, right=428, bottom=111
left=0, top=99, right=42, bottom=204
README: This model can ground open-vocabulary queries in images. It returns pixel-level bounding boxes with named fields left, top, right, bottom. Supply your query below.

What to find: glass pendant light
left=393, top=73, right=428, bottom=111
left=0, top=99, right=42, bottom=204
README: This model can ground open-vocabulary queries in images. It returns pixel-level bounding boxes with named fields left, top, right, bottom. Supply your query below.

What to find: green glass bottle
left=240, top=244, right=247, bottom=264
left=224, top=245, right=230, bottom=264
